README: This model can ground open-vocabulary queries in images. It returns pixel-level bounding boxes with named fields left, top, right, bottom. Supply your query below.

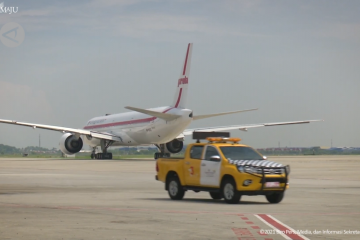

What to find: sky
left=0, top=0, right=359, bottom=149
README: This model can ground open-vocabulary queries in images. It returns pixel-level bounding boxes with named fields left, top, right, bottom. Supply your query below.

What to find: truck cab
left=156, top=135, right=290, bottom=204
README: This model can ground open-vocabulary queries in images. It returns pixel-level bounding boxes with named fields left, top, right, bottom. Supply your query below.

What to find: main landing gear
left=154, top=144, right=171, bottom=159
left=93, top=152, right=113, bottom=159
left=91, top=140, right=114, bottom=160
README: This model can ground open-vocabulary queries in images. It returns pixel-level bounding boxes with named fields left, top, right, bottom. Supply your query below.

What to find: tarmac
left=0, top=155, right=359, bottom=240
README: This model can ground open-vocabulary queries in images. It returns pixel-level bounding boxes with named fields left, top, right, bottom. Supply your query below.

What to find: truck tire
left=265, top=192, right=284, bottom=204
left=167, top=176, right=185, bottom=200
left=221, top=178, right=241, bottom=204
left=209, top=192, right=223, bottom=200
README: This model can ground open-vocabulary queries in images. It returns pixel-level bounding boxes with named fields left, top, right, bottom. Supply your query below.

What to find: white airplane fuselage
left=83, top=107, right=193, bottom=147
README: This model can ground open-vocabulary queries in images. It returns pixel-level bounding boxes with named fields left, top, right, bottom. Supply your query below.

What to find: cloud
left=0, top=81, right=53, bottom=121
left=0, top=0, right=268, bottom=40
left=317, top=23, right=360, bottom=41
left=89, top=0, right=160, bottom=7
left=1, top=0, right=360, bottom=42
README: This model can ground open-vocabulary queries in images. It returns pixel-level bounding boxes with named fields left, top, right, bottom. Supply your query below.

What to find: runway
left=1, top=155, right=359, bottom=240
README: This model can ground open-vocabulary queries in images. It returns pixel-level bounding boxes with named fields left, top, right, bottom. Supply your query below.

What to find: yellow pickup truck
left=155, top=137, right=290, bottom=204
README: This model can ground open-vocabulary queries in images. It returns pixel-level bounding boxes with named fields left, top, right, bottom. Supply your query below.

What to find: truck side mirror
left=210, top=155, right=221, bottom=161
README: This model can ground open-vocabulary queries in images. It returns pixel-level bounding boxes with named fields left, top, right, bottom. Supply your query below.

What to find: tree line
left=0, top=144, right=59, bottom=155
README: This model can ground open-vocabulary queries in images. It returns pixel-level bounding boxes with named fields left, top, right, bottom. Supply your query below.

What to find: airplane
left=0, top=43, right=322, bottom=159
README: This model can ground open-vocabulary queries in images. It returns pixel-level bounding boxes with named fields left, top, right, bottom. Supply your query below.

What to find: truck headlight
left=285, top=165, right=290, bottom=175
left=237, top=166, right=245, bottom=173
left=246, top=166, right=257, bottom=174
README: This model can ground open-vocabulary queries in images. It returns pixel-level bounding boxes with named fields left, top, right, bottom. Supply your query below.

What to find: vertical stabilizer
left=172, top=43, right=193, bottom=109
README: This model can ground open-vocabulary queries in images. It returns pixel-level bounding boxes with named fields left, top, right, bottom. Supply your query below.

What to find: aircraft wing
left=183, top=119, right=323, bottom=136
left=0, top=119, right=122, bottom=141
left=193, top=108, right=258, bottom=120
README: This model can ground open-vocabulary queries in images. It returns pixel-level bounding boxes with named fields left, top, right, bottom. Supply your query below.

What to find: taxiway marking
left=255, top=214, right=310, bottom=240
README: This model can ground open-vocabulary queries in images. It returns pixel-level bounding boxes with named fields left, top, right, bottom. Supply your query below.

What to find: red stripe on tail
left=174, top=88, right=183, bottom=108
left=182, top=44, right=190, bottom=75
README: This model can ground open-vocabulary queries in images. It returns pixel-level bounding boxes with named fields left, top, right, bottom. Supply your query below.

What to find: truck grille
left=256, top=168, right=283, bottom=175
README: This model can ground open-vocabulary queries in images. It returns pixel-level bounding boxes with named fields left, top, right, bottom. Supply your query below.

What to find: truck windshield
left=219, top=146, right=263, bottom=160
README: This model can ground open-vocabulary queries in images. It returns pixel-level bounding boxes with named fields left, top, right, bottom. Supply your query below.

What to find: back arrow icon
left=2, top=27, right=19, bottom=43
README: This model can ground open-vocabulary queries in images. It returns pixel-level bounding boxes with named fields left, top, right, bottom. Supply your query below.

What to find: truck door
left=200, top=145, right=222, bottom=187
left=183, top=145, right=204, bottom=186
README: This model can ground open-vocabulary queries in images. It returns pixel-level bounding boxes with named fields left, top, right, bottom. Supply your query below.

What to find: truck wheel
left=167, top=176, right=185, bottom=200
left=265, top=192, right=284, bottom=204
left=221, top=179, right=241, bottom=204
left=209, top=192, right=223, bottom=200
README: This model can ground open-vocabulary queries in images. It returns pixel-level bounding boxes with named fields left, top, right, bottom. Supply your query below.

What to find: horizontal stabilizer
left=125, top=106, right=181, bottom=121
left=193, top=108, right=258, bottom=120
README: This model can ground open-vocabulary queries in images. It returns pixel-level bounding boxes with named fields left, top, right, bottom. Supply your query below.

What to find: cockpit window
left=189, top=112, right=193, bottom=118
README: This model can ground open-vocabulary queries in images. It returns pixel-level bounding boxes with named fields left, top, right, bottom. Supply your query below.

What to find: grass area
left=0, top=154, right=154, bottom=159
left=0, top=153, right=184, bottom=159
left=1, top=152, right=359, bottom=159
left=74, top=154, right=155, bottom=159
left=74, top=153, right=185, bottom=159
left=2, top=152, right=357, bottom=159
left=0, top=154, right=62, bottom=158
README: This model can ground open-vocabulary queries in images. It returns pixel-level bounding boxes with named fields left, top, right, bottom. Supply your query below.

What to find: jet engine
left=165, top=139, right=184, bottom=154
left=59, top=133, right=83, bottom=155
